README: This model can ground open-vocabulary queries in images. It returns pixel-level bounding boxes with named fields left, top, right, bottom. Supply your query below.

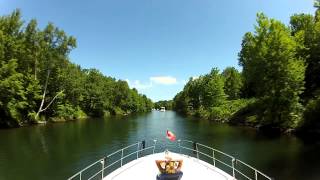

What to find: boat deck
left=103, top=152, right=235, bottom=180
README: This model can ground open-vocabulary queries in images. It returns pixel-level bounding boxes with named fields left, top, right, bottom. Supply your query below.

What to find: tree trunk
left=35, top=70, right=50, bottom=120
left=34, top=57, right=37, bottom=80
left=35, top=70, right=64, bottom=121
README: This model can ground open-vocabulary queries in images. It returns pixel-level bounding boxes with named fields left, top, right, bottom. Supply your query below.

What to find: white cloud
left=126, top=79, right=152, bottom=90
left=150, top=76, right=177, bottom=85
left=126, top=75, right=178, bottom=91
left=192, top=76, right=199, bottom=80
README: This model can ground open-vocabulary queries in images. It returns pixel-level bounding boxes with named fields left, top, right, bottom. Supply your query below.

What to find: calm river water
left=0, top=111, right=320, bottom=180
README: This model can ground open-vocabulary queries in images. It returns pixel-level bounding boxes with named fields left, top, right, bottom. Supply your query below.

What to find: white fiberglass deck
left=103, top=152, right=235, bottom=180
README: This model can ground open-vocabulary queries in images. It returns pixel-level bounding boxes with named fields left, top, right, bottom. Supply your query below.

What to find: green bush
left=74, top=107, right=87, bottom=119
left=299, top=97, right=320, bottom=130
left=246, top=115, right=258, bottom=124
left=111, top=107, right=125, bottom=115
left=54, top=104, right=87, bottom=120
left=103, top=110, right=111, bottom=118
left=209, top=106, right=230, bottom=121
left=55, top=103, right=75, bottom=120
left=194, top=106, right=209, bottom=119
left=209, top=99, right=256, bottom=121
left=229, top=99, right=261, bottom=125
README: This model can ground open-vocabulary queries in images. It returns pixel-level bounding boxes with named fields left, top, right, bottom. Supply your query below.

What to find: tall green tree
left=173, top=68, right=226, bottom=116
left=239, top=13, right=305, bottom=129
left=0, top=60, right=41, bottom=127
left=183, top=77, right=202, bottom=109
left=0, top=10, right=153, bottom=127
left=222, top=67, right=243, bottom=100
left=173, top=91, right=190, bottom=114
left=34, top=22, right=76, bottom=120
left=290, top=11, right=320, bottom=99
left=200, top=68, right=226, bottom=108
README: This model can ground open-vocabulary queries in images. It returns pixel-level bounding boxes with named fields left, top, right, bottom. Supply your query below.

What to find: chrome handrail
left=68, top=139, right=273, bottom=180
left=178, top=139, right=273, bottom=180
left=68, top=140, right=157, bottom=180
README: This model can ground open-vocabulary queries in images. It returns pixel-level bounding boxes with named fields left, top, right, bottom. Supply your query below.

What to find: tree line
left=154, top=100, right=173, bottom=110
left=0, top=10, right=153, bottom=128
left=173, top=5, right=320, bottom=133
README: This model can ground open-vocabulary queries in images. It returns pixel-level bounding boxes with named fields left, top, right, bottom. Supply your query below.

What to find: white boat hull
left=104, top=152, right=235, bottom=180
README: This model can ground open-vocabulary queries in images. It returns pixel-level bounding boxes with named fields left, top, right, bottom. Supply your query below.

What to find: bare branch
left=40, top=90, right=64, bottom=112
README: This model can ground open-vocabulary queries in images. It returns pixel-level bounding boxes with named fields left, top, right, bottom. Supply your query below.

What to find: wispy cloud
left=126, top=76, right=184, bottom=101
left=150, top=76, right=177, bottom=85
left=126, top=76, right=179, bottom=91
left=126, top=79, right=152, bottom=90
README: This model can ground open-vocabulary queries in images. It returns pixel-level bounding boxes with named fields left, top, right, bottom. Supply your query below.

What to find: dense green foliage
left=222, top=67, right=243, bottom=100
left=174, top=7, right=320, bottom=133
left=173, top=67, right=251, bottom=122
left=154, top=100, right=173, bottom=110
left=239, top=13, right=305, bottom=129
left=0, top=10, right=153, bottom=128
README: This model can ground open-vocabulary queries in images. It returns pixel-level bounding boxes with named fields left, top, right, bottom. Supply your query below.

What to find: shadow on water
left=0, top=111, right=320, bottom=180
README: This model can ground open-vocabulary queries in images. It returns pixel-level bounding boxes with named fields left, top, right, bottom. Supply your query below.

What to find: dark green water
left=0, top=111, right=320, bottom=180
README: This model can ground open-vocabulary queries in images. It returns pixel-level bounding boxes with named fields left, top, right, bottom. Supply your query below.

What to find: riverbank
left=179, top=108, right=320, bottom=138
left=0, top=110, right=148, bottom=129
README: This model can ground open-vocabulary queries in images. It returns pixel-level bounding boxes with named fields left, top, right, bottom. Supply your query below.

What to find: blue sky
left=0, top=0, right=316, bottom=101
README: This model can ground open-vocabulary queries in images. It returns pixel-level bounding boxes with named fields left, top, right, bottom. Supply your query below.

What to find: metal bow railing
left=68, top=139, right=273, bottom=180
left=177, top=140, right=273, bottom=180
left=68, top=140, right=157, bottom=180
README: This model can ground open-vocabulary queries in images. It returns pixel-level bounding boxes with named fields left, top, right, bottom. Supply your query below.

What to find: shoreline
left=0, top=111, right=151, bottom=129
left=176, top=111, right=320, bottom=138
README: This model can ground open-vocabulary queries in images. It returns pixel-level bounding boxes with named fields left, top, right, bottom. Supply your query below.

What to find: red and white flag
left=166, top=130, right=176, bottom=141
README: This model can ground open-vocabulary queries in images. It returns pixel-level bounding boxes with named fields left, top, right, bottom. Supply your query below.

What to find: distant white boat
left=160, top=107, right=166, bottom=112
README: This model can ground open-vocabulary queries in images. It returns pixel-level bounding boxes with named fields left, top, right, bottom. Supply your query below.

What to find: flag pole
left=165, top=129, right=169, bottom=158
left=166, top=129, right=168, bottom=152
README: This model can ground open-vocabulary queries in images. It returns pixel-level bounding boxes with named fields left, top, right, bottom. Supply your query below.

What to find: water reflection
left=0, top=111, right=319, bottom=179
